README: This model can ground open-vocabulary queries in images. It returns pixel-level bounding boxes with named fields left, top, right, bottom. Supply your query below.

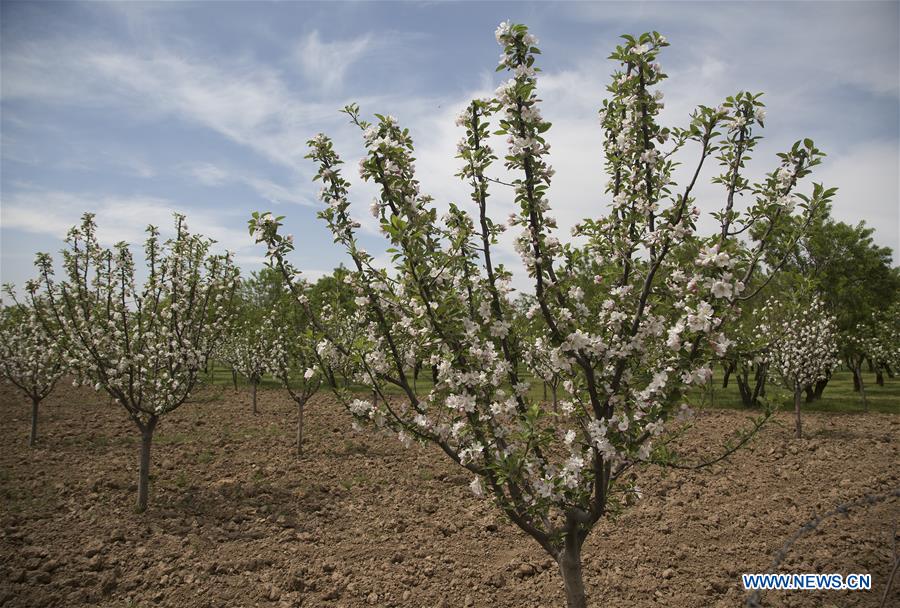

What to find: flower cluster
left=0, top=289, right=64, bottom=406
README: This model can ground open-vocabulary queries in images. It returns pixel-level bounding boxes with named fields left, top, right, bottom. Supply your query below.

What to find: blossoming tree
left=269, top=322, right=323, bottom=456
left=251, top=23, right=833, bottom=607
left=0, top=288, right=64, bottom=446
left=843, top=321, right=876, bottom=410
left=31, top=213, right=238, bottom=512
left=868, top=305, right=900, bottom=385
left=841, top=309, right=900, bottom=408
left=523, top=335, right=563, bottom=408
left=723, top=298, right=779, bottom=407
left=262, top=277, right=327, bottom=456
left=219, top=316, right=279, bottom=414
left=759, top=208, right=899, bottom=401
left=765, top=296, right=839, bottom=437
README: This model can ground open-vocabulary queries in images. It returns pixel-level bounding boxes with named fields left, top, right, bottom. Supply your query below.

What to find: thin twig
left=484, top=175, right=517, bottom=188
left=880, top=523, right=899, bottom=608
left=745, top=488, right=900, bottom=608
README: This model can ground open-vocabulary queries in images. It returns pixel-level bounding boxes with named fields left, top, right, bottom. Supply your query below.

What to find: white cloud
left=816, top=139, right=900, bottom=261
left=0, top=188, right=252, bottom=257
left=186, top=162, right=230, bottom=187
left=564, top=1, right=899, bottom=99
left=295, top=30, right=374, bottom=92
left=2, top=39, right=340, bottom=169
left=183, top=162, right=314, bottom=207
left=85, top=50, right=331, bottom=168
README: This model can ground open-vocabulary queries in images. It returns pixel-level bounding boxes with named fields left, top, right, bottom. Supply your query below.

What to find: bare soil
left=1, top=382, right=897, bottom=608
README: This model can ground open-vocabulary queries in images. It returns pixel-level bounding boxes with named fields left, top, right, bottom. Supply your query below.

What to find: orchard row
left=2, top=22, right=897, bottom=608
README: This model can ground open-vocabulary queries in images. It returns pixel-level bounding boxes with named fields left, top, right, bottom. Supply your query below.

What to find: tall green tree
left=761, top=209, right=899, bottom=399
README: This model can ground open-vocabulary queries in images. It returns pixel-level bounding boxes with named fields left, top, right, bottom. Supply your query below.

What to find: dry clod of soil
left=1, top=382, right=898, bottom=607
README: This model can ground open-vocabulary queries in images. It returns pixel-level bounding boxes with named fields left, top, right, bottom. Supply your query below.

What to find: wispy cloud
left=565, top=1, right=899, bottom=99
left=1, top=187, right=252, bottom=256
left=2, top=39, right=339, bottom=168
left=182, top=162, right=314, bottom=207
left=0, top=186, right=335, bottom=283
left=295, top=30, right=374, bottom=92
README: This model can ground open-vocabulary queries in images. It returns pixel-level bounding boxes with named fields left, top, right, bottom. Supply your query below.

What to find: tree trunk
left=751, top=363, right=767, bottom=406
left=551, top=384, right=558, bottom=410
left=875, top=368, right=884, bottom=386
left=852, top=368, right=861, bottom=392
left=251, top=380, right=258, bottom=414
left=137, top=416, right=158, bottom=513
left=722, top=361, right=733, bottom=389
left=856, top=365, right=869, bottom=412
left=29, top=396, right=39, bottom=447
left=296, top=398, right=305, bottom=457
left=232, top=369, right=238, bottom=392
left=813, top=376, right=828, bottom=399
left=543, top=382, right=548, bottom=402
left=557, top=537, right=587, bottom=608
left=793, top=385, right=802, bottom=439
left=736, top=369, right=752, bottom=407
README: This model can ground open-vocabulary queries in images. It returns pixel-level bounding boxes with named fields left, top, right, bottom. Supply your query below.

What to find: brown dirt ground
left=0, top=382, right=897, bottom=608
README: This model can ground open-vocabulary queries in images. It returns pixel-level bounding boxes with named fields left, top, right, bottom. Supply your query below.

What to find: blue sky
left=2, top=0, right=898, bottom=292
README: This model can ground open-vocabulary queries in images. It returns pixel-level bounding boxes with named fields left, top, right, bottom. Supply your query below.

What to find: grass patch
left=202, top=356, right=897, bottom=416
left=690, top=369, right=899, bottom=414
left=185, top=388, right=226, bottom=404
left=196, top=450, right=215, bottom=464
left=342, top=440, right=369, bottom=455
left=156, top=432, right=190, bottom=446
left=174, top=470, right=188, bottom=489
left=200, top=361, right=282, bottom=390
left=339, top=473, right=371, bottom=491
left=58, top=433, right=130, bottom=449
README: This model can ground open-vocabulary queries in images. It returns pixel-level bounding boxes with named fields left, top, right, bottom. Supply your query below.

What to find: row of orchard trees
left=216, top=267, right=330, bottom=454
left=4, top=210, right=891, bottom=468
left=720, top=210, right=900, bottom=417
left=0, top=20, right=896, bottom=608
left=0, top=214, right=336, bottom=511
